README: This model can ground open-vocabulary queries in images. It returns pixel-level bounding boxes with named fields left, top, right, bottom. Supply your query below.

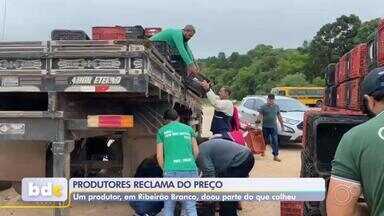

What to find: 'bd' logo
left=28, top=182, right=63, bottom=198
left=22, top=178, right=67, bottom=202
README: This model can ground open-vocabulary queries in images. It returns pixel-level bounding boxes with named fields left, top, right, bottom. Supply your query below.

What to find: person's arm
left=255, top=106, right=263, bottom=125
left=277, top=113, right=284, bottom=129
left=276, top=105, right=284, bottom=129
left=256, top=114, right=263, bottom=125
left=185, top=43, right=195, bottom=62
left=156, top=131, right=164, bottom=169
left=326, top=177, right=364, bottom=216
left=192, top=138, right=199, bottom=158
left=197, top=154, right=216, bottom=178
left=156, top=143, right=164, bottom=169
left=327, top=132, right=365, bottom=216
left=172, top=32, right=194, bottom=65
left=206, top=89, right=233, bottom=115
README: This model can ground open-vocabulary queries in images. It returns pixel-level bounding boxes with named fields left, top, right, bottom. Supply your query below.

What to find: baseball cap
left=362, top=67, right=384, bottom=96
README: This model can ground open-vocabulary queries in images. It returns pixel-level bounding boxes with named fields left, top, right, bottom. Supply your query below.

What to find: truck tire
left=301, top=157, right=323, bottom=215
left=301, top=144, right=322, bottom=216
left=0, top=181, right=12, bottom=191
left=300, top=148, right=317, bottom=178
left=304, top=201, right=322, bottom=216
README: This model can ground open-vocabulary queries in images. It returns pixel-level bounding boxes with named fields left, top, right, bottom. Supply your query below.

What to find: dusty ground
left=0, top=106, right=302, bottom=216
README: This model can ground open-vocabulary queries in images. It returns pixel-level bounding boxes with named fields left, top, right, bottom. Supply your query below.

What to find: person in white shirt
left=201, top=80, right=234, bottom=136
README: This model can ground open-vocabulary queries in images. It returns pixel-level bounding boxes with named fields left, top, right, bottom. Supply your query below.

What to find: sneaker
left=273, top=156, right=282, bottom=162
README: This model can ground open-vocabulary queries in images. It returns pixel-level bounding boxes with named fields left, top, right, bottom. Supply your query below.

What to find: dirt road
left=0, top=106, right=302, bottom=216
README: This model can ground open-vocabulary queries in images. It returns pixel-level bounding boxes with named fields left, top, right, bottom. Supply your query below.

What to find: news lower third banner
left=21, top=178, right=325, bottom=204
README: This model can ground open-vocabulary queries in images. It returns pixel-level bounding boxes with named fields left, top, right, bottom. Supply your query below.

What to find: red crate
left=350, top=43, right=368, bottom=79
left=92, top=26, right=126, bottom=40
left=337, top=54, right=349, bottom=84
left=144, top=27, right=162, bottom=37
left=348, top=78, right=363, bottom=111
left=336, top=82, right=348, bottom=109
left=244, top=129, right=266, bottom=156
left=281, top=202, right=303, bottom=216
left=378, top=19, right=384, bottom=67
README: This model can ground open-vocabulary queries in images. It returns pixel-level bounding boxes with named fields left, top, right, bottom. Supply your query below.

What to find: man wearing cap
left=150, top=25, right=199, bottom=76
left=326, top=67, right=384, bottom=216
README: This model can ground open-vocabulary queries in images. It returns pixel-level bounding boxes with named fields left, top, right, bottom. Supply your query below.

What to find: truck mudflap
left=0, top=141, right=46, bottom=181
left=0, top=111, right=62, bottom=181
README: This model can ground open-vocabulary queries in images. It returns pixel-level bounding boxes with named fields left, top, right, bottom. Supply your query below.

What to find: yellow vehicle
left=271, top=87, right=325, bottom=107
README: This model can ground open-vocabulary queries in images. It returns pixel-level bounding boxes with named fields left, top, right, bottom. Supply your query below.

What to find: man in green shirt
left=327, top=67, right=384, bottom=216
left=150, top=25, right=199, bottom=76
left=156, top=108, right=199, bottom=216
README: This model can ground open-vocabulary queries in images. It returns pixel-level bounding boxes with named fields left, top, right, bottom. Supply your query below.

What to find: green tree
left=309, top=14, right=361, bottom=78
left=279, top=73, right=310, bottom=87
left=353, top=18, right=380, bottom=44
left=199, top=16, right=380, bottom=100
left=277, top=50, right=310, bottom=76
left=312, top=77, right=325, bottom=87
left=218, top=52, right=226, bottom=60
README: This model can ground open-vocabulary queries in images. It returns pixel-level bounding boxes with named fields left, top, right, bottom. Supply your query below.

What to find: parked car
left=238, top=95, right=308, bottom=143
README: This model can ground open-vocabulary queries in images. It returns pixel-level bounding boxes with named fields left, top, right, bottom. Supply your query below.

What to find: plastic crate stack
left=144, top=27, right=162, bottom=38
left=324, top=19, right=384, bottom=112
left=280, top=201, right=304, bottom=216
left=51, top=30, right=90, bottom=40
left=367, top=19, right=384, bottom=70
left=92, top=26, right=126, bottom=40
left=92, top=26, right=162, bottom=40
left=335, top=43, right=368, bottom=110
left=124, top=25, right=145, bottom=39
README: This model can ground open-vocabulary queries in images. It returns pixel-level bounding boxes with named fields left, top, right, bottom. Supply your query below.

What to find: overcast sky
left=0, top=0, right=382, bottom=57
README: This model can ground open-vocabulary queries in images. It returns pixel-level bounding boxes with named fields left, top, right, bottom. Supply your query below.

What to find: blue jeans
left=129, top=200, right=163, bottom=216
left=262, top=127, right=279, bottom=156
left=163, top=170, right=198, bottom=216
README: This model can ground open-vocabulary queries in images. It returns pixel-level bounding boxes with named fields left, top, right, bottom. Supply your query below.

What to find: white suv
left=239, top=95, right=308, bottom=143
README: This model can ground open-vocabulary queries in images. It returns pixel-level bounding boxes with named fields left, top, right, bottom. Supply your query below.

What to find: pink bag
left=227, top=107, right=246, bottom=145
left=228, top=130, right=246, bottom=146
left=231, top=107, right=241, bottom=131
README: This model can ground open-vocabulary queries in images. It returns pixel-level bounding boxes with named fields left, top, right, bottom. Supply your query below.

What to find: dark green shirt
left=150, top=28, right=195, bottom=65
left=156, top=122, right=197, bottom=172
left=332, top=112, right=384, bottom=216
left=259, top=104, right=280, bottom=128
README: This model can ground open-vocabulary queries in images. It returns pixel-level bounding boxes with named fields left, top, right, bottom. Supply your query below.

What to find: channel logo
left=22, top=178, right=68, bottom=202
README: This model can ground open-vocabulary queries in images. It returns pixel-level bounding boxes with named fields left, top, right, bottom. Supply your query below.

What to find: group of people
left=144, top=25, right=384, bottom=216
left=129, top=25, right=287, bottom=216
left=130, top=83, right=287, bottom=216
left=129, top=107, right=255, bottom=216
left=202, top=79, right=284, bottom=162
left=155, top=108, right=254, bottom=216
left=151, top=24, right=285, bottom=160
